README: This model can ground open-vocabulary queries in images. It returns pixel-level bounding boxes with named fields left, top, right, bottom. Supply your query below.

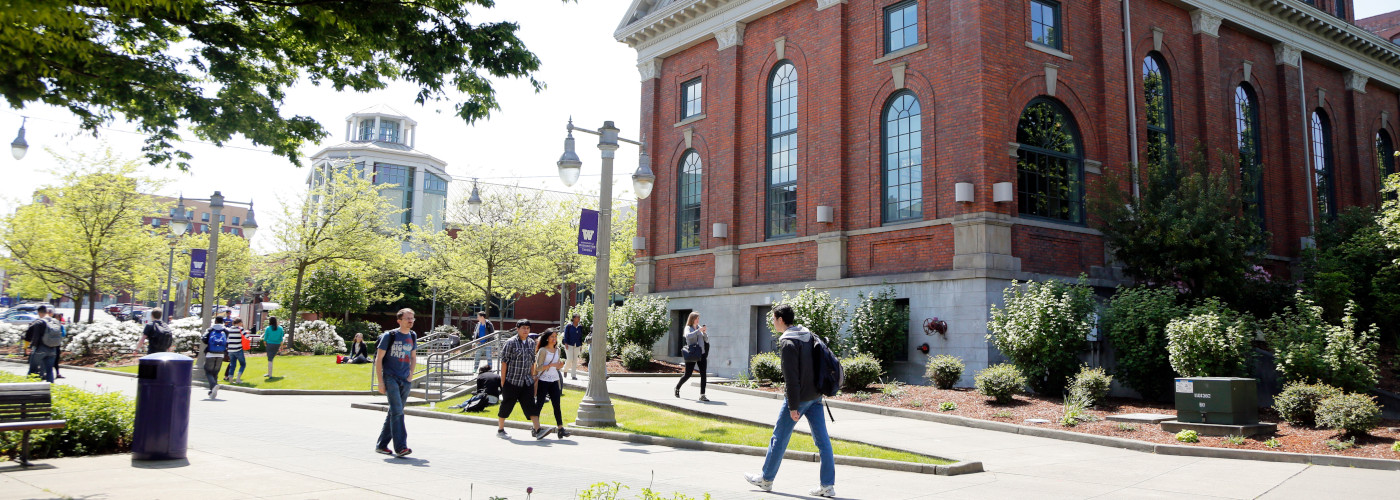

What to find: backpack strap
left=824, top=396, right=835, bottom=422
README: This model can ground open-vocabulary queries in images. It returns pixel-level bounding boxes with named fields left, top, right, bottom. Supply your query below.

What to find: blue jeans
left=224, top=351, right=246, bottom=378
left=377, top=375, right=412, bottom=451
left=760, top=398, right=835, bottom=487
left=28, top=347, right=57, bottom=383
left=473, top=344, right=494, bottom=369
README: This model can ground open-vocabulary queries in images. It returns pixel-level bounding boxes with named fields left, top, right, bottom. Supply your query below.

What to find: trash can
left=132, top=352, right=193, bottom=461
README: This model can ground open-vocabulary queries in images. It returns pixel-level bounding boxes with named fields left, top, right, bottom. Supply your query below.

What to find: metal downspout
left=1123, top=0, right=1140, bottom=201
left=1299, top=57, right=1315, bottom=236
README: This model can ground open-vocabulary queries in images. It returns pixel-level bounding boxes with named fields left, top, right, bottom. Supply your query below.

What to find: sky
left=0, top=0, right=1396, bottom=253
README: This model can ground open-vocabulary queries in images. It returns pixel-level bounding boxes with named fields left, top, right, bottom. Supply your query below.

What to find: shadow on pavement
left=131, top=458, right=190, bottom=469
left=382, top=457, right=431, bottom=467
left=0, top=463, right=56, bottom=473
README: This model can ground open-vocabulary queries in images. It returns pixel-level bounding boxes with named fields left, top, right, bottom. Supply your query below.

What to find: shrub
left=64, top=322, right=143, bottom=356
left=938, top=401, right=957, bottom=412
left=987, top=277, right=1096, bottom=395
left=1166, top=299, right=1252, bottom=377
left=1265, top=438, right=1282, bottom=449
left=1175, top=430, right=1200, bottom=443
left=749, top=352, right=783, bottom=382
left=607, top=294, right=670, bottom=352
left=619, top=343, right=650, bottom=371
left=168, top=317, right=206, bottom=353
left=1391, top=441, right=1400, bottom=453
left=0, top=323, right=22, bottom=347
left=568, top=300, right=594, bottom=340
left=1115, top=423, right=1137, bottom=431
left=1316, top=392, right=1382, bottom=436
left=975, top=363, right=1027, bottom=404
left=0, top=372, right=134, bottom=459
left=848, top=286, right=908, bottom=369
left=772, top=286, right=849, bottom=355
left=840, top=353, right=884, bottom=391
left=1102, top=286, right=1187, bottom=400
left=1069, top=365, right=1113, bottom=407
left=1274, top=382, right=1344, bottom=427
left=337, top=320, right=384, bottom=346
left=1303, top=206, right=1400, bottom=346
left=993, top=410, right=1013, bottom=418
left=924, top=355, right=964, bottom=389
left=292, top=320, right=346, bottom=354
left=1060, top=400, right=1092, bottom=427
left=1267, top=293, right=1380, bottom=392
left=1223, top=435, right=1247, bottom=446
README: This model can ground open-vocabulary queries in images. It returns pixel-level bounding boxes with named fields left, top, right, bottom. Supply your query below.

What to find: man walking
left=472, top=312, right=494, bottom=370
left=744, top=304, right=836, bottom=498
left=202, top=317, right=229, bottom=399
left=496, top=319, right=550, bottom=440
left=137, top=310, right=173, bottom=354
left=25, top=306, right=60, bottom=383
left=562, top=313, right=584, bottom=380
left=375, top=308, right=418, bottom=458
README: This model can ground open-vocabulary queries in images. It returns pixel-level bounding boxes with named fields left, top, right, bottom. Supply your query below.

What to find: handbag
left=681, top=342, right=703, bottom=362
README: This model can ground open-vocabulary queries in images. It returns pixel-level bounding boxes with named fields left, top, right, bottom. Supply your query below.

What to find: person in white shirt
left=532, top=328, right=568, bottom=439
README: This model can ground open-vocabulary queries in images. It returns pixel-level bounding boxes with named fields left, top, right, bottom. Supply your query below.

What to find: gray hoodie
left=778, top=325, right=819, bottom=405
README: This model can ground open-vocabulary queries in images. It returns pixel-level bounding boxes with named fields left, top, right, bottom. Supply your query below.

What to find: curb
left=349, top=402, right=979, bottom=476
left=0, top=359, right=378, bottom=396
left=703, top=383, right=1400, bottom=471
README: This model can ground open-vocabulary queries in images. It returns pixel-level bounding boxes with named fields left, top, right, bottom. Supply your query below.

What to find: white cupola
left=344, top=104, right=420, bottom=147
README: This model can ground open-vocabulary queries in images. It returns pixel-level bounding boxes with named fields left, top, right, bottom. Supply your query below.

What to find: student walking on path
left=25, top=306, right=60, bottom=383
left=562, top=313, right=585, bottom=380
left=138, top=310, right=174, bottom=355
left=223, top=318, right=247, bottom=383
left=744, top=304, right=836, bottom=498
left=675, top=312, right=710, bottom=401
left=375, top=308, right=418, bottom=458
left=472, top=312, right=495, bottom=370
left=496, top=319, right=550, bottom=440
left=263, top=317, right=284, bottom=378
left=533, top=329, right=568, bottom=439
left=202, top=318, right=229, bottom=399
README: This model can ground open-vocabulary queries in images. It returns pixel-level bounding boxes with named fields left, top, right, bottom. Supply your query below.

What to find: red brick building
left=1359, top=9, right=1400, bottom=44
left=615, top=0, right=1400, bottom=382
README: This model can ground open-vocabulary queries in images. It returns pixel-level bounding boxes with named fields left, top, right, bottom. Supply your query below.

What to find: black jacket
left=778, top=326, right=820, bottom=406
left=350, top=341, right=370, bottom=359
left=476, top=372, right=502, bottom=397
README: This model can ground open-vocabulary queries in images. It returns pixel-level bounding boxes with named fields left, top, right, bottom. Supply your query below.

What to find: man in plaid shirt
left=496, top=319, right=550, bottom=440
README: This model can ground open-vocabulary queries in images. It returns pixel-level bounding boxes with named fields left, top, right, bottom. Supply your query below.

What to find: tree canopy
left=1, top=0, right=545, bottom=168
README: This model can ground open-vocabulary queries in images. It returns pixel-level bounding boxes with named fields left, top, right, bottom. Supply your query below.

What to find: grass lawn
left=433, top=387, right=951, bottom=465
left=109, top=355, right=373, bottom=391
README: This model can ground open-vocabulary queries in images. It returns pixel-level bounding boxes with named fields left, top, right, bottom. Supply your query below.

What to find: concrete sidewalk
left=573, top=374, right=1397, bottom=499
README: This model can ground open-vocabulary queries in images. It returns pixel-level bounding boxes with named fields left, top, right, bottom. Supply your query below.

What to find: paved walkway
left=572, top=374, right=1397, bottom=500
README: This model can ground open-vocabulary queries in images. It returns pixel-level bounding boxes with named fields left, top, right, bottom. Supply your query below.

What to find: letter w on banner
left=190, top=249, right=208, bottom=278
left=578, top=209, right=599, bottom=256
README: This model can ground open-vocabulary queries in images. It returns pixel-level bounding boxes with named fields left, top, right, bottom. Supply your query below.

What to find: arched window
left=677, top=150, right=703, bottom=250
left=1015, top=98, right=1084, bottom=223
left=1311, top=109, right=1336, bottom=219
left=1234, top=84, right=1263, bottom=222
left=767, top=62, right=799, bottom=238
left=882, top=91, right=923, bottom=222
left=1143, top=53, right=1173, bottom=170
left=1378, top=131, right=1396, bottom=192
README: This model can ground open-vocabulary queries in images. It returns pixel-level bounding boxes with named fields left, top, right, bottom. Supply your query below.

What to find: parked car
left=2, top=311, right=38, bottom=325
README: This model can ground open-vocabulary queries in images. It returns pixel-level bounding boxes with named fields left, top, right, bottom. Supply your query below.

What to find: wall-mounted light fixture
left=712, top=222, right=728, bottom=239
left=815, top=206, right=834, bottom=223
left=993, top=182, right=1014, bottom=203
left=955, top=183, right=974, bottom=203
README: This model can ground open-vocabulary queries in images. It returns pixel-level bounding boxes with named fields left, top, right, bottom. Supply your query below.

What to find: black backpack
left=810, top=333, right=844, bottom=398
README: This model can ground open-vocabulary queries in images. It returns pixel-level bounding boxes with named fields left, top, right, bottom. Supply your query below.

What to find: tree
left=144, top=231, right=254, bottom=305
left=0, top=149, right=166, bottom=322
left=1, top=0, right=546, bottom=169
left=1089, top=145, right=1269, bottom=300
left=848, top=286, right=909, bottom=371
left=773, top=287, right=849, bottom=355
left=300, top=264, right=371, bottom=321
left=609, top=208, right=639, bottom=296
left=535, top=195, right=593, bottom=323
left=271, top=164, right=401, bottom=345
left=987, top=277, right=1096, bottom=395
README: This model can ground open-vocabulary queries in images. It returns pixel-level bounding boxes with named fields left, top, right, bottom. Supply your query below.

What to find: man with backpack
left=138, top=310, right=174, bottom=355
left=25, top=305, right=61, bottom=383
left=744, top=304, right=836, bottom=498
left=202, top=317, right=230, bottom=399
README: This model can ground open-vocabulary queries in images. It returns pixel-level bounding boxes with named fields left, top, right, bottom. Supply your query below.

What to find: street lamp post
left=556, top=119, right=655, bottom=427
left=163, top=202, right=191, bottom=320
left=179, top=192, right=258, bottom=334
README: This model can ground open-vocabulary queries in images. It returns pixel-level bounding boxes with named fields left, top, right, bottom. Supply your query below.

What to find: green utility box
left=1173, top=377, right=1258, bottom=425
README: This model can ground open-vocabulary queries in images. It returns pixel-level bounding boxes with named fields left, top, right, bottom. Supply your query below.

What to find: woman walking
left=224, top=318, right=247, bottom=383
left=675, top=312, right=710, bottom=401
left=263, top=317, right=285, bottom=378
left=533, top=328, right=568, bottom=438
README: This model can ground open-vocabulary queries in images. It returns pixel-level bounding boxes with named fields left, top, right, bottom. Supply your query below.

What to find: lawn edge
left=0, top=358, right=377, bottom=396
left=703, top=383, right=1400, bottom=471
left=349, top=401, right=979, bottom=476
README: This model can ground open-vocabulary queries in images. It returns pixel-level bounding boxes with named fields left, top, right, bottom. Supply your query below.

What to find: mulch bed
left=736, top=383, right=1400, bottom=459
left=580, top=359, right=685, bottom=374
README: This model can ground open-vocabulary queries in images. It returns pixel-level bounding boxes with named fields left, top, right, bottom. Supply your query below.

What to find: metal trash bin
left=132, top=352, right=193, bottom=460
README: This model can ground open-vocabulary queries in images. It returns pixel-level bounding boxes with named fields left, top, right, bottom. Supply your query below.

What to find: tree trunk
left=287, top=264, right=308, bottom=349
left=73, top=292, right=84, bottom=323
left=88, top=275, right=99, bottom=324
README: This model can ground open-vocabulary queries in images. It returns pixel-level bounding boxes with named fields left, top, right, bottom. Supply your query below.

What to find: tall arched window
left=1311, top=109, right=1336, bottom=219
left=1015, top=98, right=1084, bottom=223
left=1143, top=53, right=1174, bottom=170
left=767, top=62, right=799, bottom=238
left=1377, top=131, right=1395, bottom=193
left=677, top=150, right=703, bottom=250
left=1234, top=84, right=1263, bottom=222
left=882, top=91, right=923, bottom=222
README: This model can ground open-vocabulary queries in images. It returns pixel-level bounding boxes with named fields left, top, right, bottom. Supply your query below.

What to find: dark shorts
left=498, top=382, right=538, bottom=419
left=266, top=343, right=280, bottom=359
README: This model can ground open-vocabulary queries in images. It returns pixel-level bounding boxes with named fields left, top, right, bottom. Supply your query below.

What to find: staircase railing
left=369, top=330, right=457, bottom=392
left=418, top=330, right=511, bottom=401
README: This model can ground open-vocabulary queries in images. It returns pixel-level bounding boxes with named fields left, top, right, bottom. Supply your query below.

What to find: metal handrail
left=421, top=330, right=511, bottom=401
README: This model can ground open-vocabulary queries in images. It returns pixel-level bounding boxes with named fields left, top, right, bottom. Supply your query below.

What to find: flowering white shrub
left=169, top=317, right=207, bottom=353
left=65, top=322, right=143, bottom=356
left=1166, top=299, right=1252, bottom=378
left=293, top=320, right=345, bottom=354
left=0, top=323, right=21, bottom=347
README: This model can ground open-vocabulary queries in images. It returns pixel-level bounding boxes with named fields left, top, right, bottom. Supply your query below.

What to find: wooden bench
left=0, top=383, right=67, bottom=466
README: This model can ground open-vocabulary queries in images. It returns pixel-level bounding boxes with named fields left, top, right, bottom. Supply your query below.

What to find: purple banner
left=190, top=249, right=207, bottom=278
left=578, top=208, right=599, bottom=256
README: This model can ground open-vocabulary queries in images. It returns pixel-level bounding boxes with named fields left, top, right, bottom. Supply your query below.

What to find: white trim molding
left=638, top=58, right=664, bottom=81
left=714, top=22, right=746, bottom=50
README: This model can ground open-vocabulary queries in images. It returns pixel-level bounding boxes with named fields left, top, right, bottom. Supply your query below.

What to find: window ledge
left=872, top=43, right=929, bottom=65
left=674, top=114, right=706, bottom=128
left=1024, top=41, right=1073, bottom=61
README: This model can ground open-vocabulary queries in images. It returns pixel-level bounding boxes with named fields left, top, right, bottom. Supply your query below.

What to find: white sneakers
left=743, top=473, right=834, bottom=497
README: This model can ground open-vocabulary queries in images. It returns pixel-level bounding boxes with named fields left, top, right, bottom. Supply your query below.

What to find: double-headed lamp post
left=555, top=119, right=655, bottom=427
left=175, top=193, right=258, bottom=334
left=164, top=199, right=193, bottom=319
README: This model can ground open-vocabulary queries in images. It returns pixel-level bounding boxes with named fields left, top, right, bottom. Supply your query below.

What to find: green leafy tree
left=847, top=286, right=907, bottom=370
left=0, top=149, right=166, bottom=322
left=607, top=294, right=670, bottom=355
left=1166, top=299, right=1252, bottom=378
left=300, top=265, right=372, bottom=322
left=1102, top=286, right=1187, bottom=400
left=987, top=276, right=1096, bottom=395
left=1301, top=206, right=1400, bottom=344
left=156, top=231, right=254, bottom=304
left=1, top=0, right=547, bottom=168
left=1090, top=145, right=1269, bottom=300
left=271, top=164, right=401, bottom=344
left=773, top=286, right=849, bottom=355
